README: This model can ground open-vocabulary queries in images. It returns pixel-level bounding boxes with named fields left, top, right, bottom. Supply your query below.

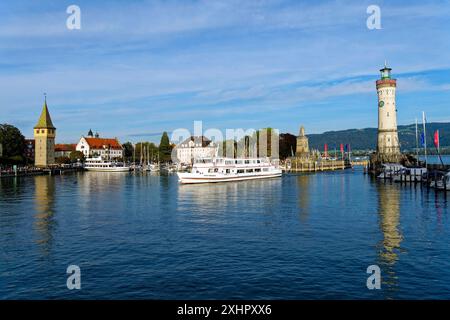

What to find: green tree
left=0, top=124, right=26, bottom=164
left=159, top=132, right=172, bottom=162
left=122, top=142, right=134, bottom=161
left=69, top=151, right=85, bottom=163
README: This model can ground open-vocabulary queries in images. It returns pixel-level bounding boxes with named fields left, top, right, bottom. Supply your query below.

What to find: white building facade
left=76, top=136, right=124, bottom=160
left=175, top=136, right=218, bottom=165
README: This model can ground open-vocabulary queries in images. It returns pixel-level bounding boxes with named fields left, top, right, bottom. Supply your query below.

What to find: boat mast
left=422, top=111, right=427, bottom=167
left=415, top=118, right=419, bottom=163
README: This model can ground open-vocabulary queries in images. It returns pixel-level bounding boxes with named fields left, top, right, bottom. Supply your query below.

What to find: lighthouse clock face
left=378, top=100, right=384, bottom=108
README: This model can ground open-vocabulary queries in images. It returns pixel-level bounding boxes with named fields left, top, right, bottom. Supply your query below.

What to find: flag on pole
left=324, top=144, right=328, bottom=158
left=434, top=130, right=440, bottom=149
left=422, top=111, right=428, bottom=166
left=420, top=132, right=425, bottom=146
left=340, top=143, right=344, bottom=154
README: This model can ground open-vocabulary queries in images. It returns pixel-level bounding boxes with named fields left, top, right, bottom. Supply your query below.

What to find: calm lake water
left=1, top=167, right=449, bottom=299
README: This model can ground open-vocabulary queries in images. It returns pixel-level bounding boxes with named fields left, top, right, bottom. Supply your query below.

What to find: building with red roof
left=76, top=130, right=124, bottom=160
left=55, top=144, right=77, bottom=158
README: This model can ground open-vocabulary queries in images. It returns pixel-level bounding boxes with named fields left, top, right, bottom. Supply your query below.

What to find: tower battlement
left=376, top=79, right=397, bottom=88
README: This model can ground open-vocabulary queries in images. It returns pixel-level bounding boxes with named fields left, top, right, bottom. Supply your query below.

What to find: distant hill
left=306, top=122, right=450, bottom=151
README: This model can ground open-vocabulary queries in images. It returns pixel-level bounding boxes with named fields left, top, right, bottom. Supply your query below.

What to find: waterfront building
left=376, top=63, right=401, bottom=163
left=76, top=132, right=123, bottom=160
left=175, top=136, right=218, bottom=165
left=55, top=144, right=76, bottom=158
left=296, top=125, right=310, bottom=159
left=34, top=97, right=56, bottom=167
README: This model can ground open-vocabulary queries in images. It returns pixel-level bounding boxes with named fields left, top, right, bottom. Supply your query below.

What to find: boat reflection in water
left=377, top=183, right=403, bottom=296
left=177, top=177, right=283, bottom=224
left=34, top=175, right=56, bottom=256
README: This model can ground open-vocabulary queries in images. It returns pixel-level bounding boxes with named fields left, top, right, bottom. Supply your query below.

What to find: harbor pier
left=284, top=159, right=351, bottom=173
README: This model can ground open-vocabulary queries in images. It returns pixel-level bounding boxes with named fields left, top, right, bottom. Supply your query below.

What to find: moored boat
left=431, top=172, right=450, bottom=190
left=84, top=157, right=130, bottom=172
left=377, top=163, right=405, bottom=179
left=392, top=167, right=427, bottom=183
left=177, top=157, right=282, bottom=184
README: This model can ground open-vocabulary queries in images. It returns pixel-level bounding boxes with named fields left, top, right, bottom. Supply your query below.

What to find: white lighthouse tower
left=376, top=62, right=401, bottom=162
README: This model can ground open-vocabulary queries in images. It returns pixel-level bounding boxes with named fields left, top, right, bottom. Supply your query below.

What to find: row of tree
left=121, top=132, right=173, bottom=163
left=1, top=122, right=301, bottom=166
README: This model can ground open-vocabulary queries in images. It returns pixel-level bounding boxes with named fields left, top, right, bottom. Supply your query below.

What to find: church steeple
left=34, top=94, right=55, bottom=129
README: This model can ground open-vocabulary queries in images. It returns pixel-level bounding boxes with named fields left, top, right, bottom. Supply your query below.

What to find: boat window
left=226, top=169, right=230, bottom=174
left=245, top=160, right=250, bottom=164
left=255, top=168, right=261, bottom=172
left=263, top=168, right=269, bottom=172
left=237, top=169, right=245, bottom=174
left=246, top=169, right=253, bottom=173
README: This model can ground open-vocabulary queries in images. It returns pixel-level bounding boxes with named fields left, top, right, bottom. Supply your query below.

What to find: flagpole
left=349, top=144, right=352, bottom=163
left=422, top=111, right=427, bottom=168
left=415, top=118, right=419, bottom=163
left=435, top=129, right=445, bottom=167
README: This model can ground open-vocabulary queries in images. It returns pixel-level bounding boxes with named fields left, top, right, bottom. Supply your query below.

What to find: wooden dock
left=0, top=166, right=84, bottom=178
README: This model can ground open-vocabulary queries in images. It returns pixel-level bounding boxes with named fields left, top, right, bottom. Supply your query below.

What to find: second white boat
left=84, top=157, right=130, bottom=172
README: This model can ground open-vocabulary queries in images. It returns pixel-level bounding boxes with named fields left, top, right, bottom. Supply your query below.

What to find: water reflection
left=177, top=178, right=283, bottom=221
left=34, top=175, right=56, bottom=256
left=77, top=171, right=128, bottom=214
left=296, top=175, right=310, bottom=221
left=0, top=176, right=24, bottom=198
left=377, top=183, right=403, bottom=295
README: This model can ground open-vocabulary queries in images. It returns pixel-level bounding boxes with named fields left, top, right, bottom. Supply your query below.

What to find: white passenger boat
left=84, top=157, right=130, bottom=172
left=177, top=157, right=282, bottom=184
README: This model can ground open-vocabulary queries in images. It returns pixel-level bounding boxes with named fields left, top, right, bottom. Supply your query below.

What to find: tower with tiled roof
left=34, top=95, right=56, bottom=167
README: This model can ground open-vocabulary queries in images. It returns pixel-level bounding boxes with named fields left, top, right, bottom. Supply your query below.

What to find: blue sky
left=1, top=0, right=450, bottom=143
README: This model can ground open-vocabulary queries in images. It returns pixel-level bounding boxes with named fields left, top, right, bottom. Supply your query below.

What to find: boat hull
left=177, top=171, right=282, bottom=184
left=85, top=167, right=130, bottom=172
